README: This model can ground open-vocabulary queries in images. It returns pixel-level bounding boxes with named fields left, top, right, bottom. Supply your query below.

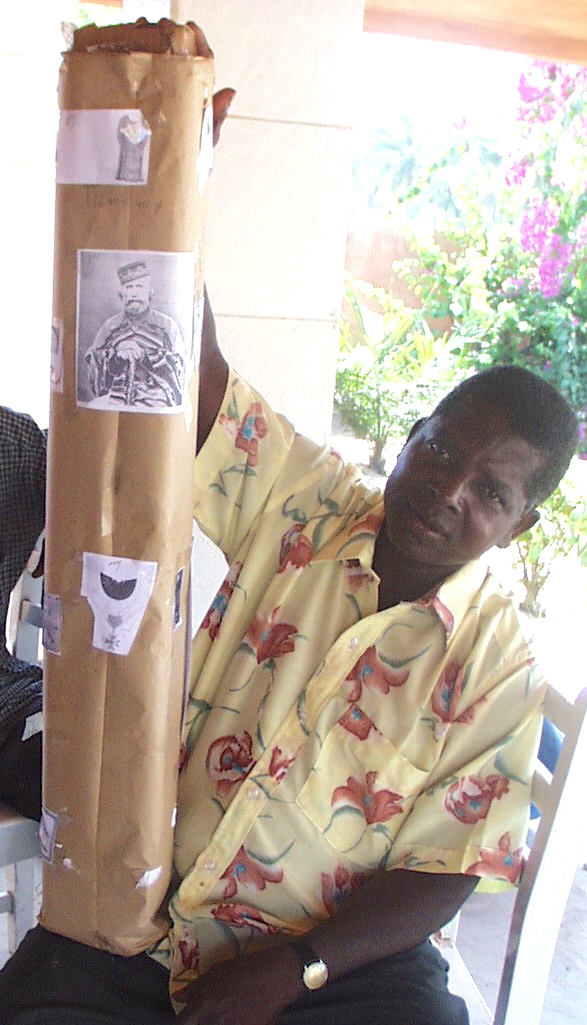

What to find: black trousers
left=0, top=926, right=468, bottom=1025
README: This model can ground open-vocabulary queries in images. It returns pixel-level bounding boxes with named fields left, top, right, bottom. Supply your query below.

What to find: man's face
left=119, top=275, right=152, bottom=315
left=383, top=395, right=544, bottom=573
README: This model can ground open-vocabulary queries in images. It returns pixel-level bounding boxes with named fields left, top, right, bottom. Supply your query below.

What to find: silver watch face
left=302, top=958, right=329, bottom=990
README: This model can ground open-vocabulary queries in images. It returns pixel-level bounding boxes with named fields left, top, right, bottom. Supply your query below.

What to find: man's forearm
left=176, top=868, right=478, bottom=1025
left=302, top=868, right=477, bottom=981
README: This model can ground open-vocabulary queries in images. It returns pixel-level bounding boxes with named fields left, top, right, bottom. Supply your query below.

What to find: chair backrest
left=8, top=538, right=44, bottom=666
left=493, top=682, right=587, bottom=1025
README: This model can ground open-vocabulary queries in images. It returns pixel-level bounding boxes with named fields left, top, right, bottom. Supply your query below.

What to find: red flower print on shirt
left=269, top=746, right=295, bottom=781
left=321, top=864, right=366, bottom=915
left=177, top=938, right=200, bottom=972
left=278, top=523, right=313, bottom=573
left=413, top=593, right=455, bottom=637
left=220, top=846, right=284, bottom=899
left=346, top=646, right=409, bottom=702
left=211, top=903, right=278, bottom=935
left=445, top=773, right=510, bottom=825
left=246, top=608, right=298, bottom=664
left=348, top=512, right=382, bottom=537
left=343, top=559, right=371, bottom=593
left=339, top=704, right=381, bottom=741
left=219, top=402, right=268, bottom=466
left=201, top=560, right=243, bottom=641
left=206, top=730, right=253, bottom=797
left=466, top=832, right=523, bottom=884
left=331, top=771, right=404, bottom=824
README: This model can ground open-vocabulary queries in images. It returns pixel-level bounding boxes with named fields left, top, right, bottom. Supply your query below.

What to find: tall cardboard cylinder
left=40, top=24, right=214, bottom=954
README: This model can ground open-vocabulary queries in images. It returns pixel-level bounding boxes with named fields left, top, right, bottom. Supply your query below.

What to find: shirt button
left=203, top=859, right=217, bottom=872
left=348, top=637, right=359, bottom=649
left=248, top=785, right=261, bottom=800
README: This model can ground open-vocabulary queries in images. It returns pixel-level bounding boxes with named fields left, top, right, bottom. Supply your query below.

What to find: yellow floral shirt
left=154, top=371, right=545, bottom=1006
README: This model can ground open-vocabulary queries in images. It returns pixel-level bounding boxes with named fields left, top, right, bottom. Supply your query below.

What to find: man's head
left=117, top=261, right=153, bottom=317
left=382, top=365, right=577, bottom=579
left=430, top=365, right=577, bottom=507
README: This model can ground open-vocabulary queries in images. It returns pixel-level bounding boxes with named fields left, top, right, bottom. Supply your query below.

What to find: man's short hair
left=431, top=364, right=578, bottom=507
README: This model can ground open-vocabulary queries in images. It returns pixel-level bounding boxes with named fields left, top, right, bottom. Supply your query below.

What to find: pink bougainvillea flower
left=445, top=774, right=510, bottom=825
left=211, top=903, right=278, bottom=934
left=220, top=846, right=284, bottom=899
left=346, top=646, right=409, bottom=702
left=206, top=730, right=254, bottom=796
left=321, top=863, right=366, bottom=915
left=466, top=831, right=524, bottom=884
left=246, top=607, right=298, bottom=664
left=331, top=771, right=404, bottom=824
left=219, top=402, right=268, bottom=466
left=277, top=523, right=313, bottom=573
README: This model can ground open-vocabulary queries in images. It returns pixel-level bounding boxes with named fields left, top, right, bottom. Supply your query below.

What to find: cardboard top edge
left=72, top=18, right=209, bottom=57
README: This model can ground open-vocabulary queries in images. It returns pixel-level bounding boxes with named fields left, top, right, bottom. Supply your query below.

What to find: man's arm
left=196, top=289, right=228, bottom=452
left=176, top=868, right=477, bottom=1025
left=195, top=86, right=234, bottom=451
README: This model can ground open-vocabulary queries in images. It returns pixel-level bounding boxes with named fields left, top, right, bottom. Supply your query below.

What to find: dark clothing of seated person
left=0, top=405, right=44, bottom=821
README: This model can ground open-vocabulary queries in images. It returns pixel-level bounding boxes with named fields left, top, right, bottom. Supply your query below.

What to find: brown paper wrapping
left=40, top=25, right=214, bottom=954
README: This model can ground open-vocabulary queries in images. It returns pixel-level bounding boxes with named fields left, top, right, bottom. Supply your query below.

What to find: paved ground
left=457, top=862, right=587, bottom=1024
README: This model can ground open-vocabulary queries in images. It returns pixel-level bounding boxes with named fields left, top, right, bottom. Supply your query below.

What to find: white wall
left=172, top=0, right=365, bottom=441
left=0, top=4, right=74, bottom=426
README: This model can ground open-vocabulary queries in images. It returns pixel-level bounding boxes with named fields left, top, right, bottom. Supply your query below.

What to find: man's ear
left=497, top=508, right=540, bottom=549
left=212, top=88, right=236, bottom=147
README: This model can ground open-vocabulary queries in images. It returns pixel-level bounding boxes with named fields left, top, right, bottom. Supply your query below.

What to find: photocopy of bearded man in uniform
left=85, top=260, right=185, bottom=410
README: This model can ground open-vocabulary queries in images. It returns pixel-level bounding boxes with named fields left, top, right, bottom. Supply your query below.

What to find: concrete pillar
left=172, top=0, right=365, bottom=441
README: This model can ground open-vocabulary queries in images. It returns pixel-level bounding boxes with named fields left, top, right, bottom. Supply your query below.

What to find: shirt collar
left=415, top=556, right=491, bottom=641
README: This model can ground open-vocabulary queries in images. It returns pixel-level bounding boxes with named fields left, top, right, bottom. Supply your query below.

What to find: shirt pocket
left=294, top=703, right=430, bottom=868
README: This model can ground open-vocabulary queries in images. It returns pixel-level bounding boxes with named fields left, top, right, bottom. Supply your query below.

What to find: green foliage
left=335, top=275, right=465, bottom=472
left=512, top=471, right=587, bottom=616
left=387, top=60, right=587, bottom=451
left=76, top=3, right=122, bottom=28
left=343, top=56, right=587, bottom=605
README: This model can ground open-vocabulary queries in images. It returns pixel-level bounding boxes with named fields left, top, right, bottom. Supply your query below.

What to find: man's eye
left=428, top=440, right=451, bottom=460
left=482, top=484, right=504, bottom=505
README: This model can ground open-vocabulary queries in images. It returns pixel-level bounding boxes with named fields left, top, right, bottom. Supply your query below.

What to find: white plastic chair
left=439, top=682, right=587, bottom=1025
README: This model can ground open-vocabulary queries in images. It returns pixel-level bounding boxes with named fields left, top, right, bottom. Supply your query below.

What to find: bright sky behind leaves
left=358, top=33, right=528, bottom=137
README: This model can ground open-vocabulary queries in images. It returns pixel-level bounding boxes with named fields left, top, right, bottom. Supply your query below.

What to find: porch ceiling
left=364, top=1, right=587, bottom=64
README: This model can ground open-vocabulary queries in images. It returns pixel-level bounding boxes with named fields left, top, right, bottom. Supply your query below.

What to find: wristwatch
left=289, top=937, right=329, bottom=990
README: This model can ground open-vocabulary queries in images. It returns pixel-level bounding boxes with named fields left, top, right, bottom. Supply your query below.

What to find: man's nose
left=428, top=472, right=467, bottom=510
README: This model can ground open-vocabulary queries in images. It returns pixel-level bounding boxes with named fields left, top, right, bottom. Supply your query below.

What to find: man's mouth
left=407, top=502, right=449, bottom=539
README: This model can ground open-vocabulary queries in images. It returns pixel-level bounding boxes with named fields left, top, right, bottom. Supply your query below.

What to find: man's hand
left=115, top=339, right=142, bottom=363
left=175, top=945, right=302, bottom=1025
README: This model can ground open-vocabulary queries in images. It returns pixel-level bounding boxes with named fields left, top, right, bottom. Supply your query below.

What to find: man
left=0, top=80, right=579, bottom=1025
left=84, top=260, right=185, bottom=410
